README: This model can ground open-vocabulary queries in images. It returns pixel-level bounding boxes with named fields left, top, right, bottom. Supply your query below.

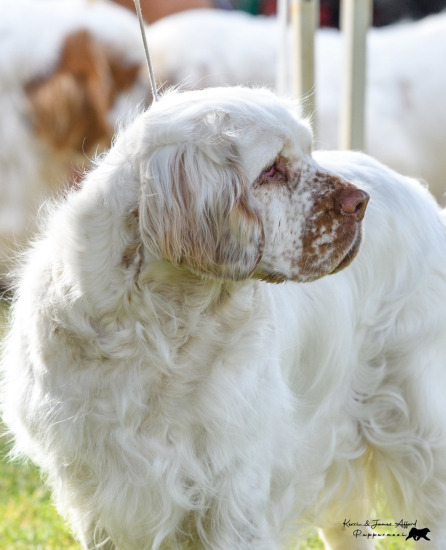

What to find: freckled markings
left=253, top=159, right=363, bottom=282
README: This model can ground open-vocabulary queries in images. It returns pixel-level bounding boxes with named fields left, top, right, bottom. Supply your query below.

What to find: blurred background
left=1, top=0, right=445, bottom=548
left=115, top=0, right=446, bottom=26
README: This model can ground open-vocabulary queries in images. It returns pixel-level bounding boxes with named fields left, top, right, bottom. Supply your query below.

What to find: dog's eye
left=263, top=163, right=277, bottom=178
left=256, top=158, right=288, bottom=188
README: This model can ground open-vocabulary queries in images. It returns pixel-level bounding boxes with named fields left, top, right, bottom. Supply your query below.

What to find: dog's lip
left=330, top=228, right=362, bottom=275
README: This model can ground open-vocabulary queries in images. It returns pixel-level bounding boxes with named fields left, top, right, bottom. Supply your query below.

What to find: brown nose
left=336, top=188, right=369, bottom=221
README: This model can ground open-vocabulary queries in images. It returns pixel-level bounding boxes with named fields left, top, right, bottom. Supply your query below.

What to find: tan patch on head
left=26, top=29, right=141, bottom=155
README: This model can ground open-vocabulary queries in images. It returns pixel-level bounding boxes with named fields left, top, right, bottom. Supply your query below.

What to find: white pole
left=290, top=0, right=319, bottom=129
left=338, top=0, right=372, bottom=150
left=276, top=0, right=290, bottom=96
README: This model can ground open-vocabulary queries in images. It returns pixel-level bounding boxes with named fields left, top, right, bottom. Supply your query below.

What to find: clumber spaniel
left=0, top=0, right=148, bottom=284
left=2, top=87, right=446, bottom=550
left=148, top=9, right=446, bottom=201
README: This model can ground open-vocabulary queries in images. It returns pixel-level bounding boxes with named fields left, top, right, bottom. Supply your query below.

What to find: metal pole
left=290, top=0, right=319, bottom=128
left=338, top=0, right=372, bottom=150
left=276, top=0, right=290, bottom=96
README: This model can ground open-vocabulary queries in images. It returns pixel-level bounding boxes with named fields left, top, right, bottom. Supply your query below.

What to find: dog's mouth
left=329, top=228, right=362, bottom=275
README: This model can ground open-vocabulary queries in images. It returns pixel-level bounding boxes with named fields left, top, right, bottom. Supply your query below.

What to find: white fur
left=2, top=87, right=446, bottom=550
left=0, top=0, right=148, bottom=283
left=148, top=9, right=446, bottom=201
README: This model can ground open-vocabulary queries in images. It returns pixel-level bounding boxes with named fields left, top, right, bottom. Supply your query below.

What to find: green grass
left=0, top=454, right=79, bottom=549
left=0, top=300, right=413, bottom=549
left=0, top=300, right=79, bottom=549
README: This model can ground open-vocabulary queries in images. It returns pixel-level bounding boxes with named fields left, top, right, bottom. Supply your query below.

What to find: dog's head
left=134, top=87, right=368, bottom=283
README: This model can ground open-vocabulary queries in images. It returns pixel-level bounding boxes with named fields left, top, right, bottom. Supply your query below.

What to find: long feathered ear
left=138, top=139, right=264, bottom=281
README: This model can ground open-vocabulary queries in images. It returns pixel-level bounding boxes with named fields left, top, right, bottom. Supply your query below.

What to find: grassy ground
left=0, top=300, right=413, bottom=549
left=0, top=451, right=79, bottom=550
left=0, top=300, right=76, bottom=549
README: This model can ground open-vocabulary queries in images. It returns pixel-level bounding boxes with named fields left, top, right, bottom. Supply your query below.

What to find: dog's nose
left=336, top=188, right=369, bottom=221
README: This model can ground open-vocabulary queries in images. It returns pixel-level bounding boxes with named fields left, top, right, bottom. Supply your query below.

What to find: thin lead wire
left=133, top=0, right=159, bottom=102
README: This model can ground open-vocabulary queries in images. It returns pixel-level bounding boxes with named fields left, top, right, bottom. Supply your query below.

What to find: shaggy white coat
left=148, top=9, right=446, bottom=201
left=2, top=87, right=446, bottom=550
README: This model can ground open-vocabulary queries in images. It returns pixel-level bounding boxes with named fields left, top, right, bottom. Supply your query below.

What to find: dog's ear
left=139, top=140, right=264, bottom=281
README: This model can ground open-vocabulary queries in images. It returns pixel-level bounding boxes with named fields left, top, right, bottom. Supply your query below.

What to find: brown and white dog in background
left=0, top=0, right=149, bottom=285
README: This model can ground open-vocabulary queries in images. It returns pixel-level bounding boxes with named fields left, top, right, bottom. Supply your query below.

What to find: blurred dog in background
left=0, top=0, right=149, bottom=285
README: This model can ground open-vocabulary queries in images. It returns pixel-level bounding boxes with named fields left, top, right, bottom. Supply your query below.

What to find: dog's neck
left=82, top=249, right=263, bottom=359
left=137, top=259, right=261, bottom=331
left=140, top=259, right=242, bottom=310
left=99, top=259, right=266, bottom=389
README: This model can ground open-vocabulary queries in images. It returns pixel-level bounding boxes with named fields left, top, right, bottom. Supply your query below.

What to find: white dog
left=0, top=0, right=148, bottom=284
left=148, top=9, right=446, bottom=201
left=2, top=87, right=446, bottom=550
